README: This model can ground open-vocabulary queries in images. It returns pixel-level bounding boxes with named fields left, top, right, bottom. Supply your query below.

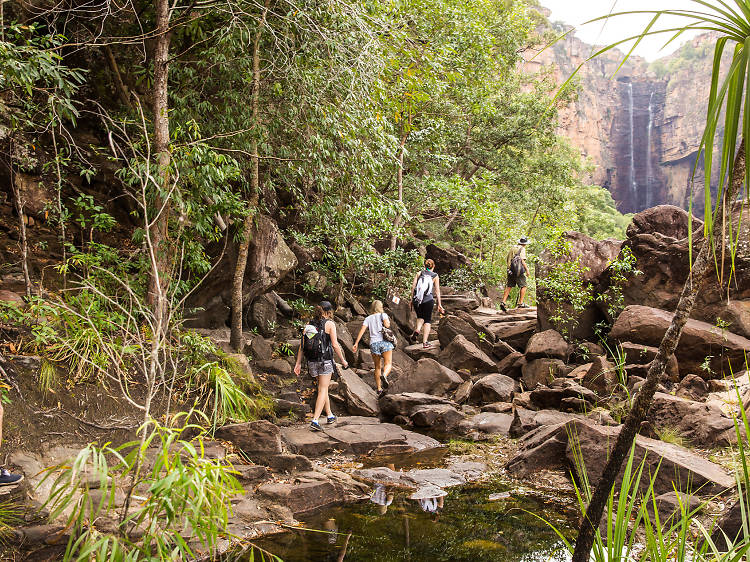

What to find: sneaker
left=310, top=420, right=322, bottom=432
left=499, top=302, right=507, bottom=312
left=422, top=342, right=432, bottom=349
left=381, top=376, right=390, bottom=390
left=0, top=469, right=23, bottom=486
left=327, top=415, right=337, bottom=425
left=518, top=303, right=530, bottom=309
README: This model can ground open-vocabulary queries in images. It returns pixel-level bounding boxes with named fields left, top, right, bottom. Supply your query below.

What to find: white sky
left=541, top=1, right=705, bottom=61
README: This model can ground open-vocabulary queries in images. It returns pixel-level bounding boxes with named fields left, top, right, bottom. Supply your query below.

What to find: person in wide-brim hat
left=500, top=237, right=531, bottom=311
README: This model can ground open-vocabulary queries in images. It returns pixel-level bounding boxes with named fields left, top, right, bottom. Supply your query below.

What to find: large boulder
left=250, top=293, right=278, bottom=336
left=507, top=419, right=735, bottom=496
left=410, top=404, right=466, bottom=433
left=649, top=392, right=737, bottom=448
left=386, top=296, right=417, bottom=333
left=610, top=305, right=750, bottom=378
left=438, top=315, right=481, bottom=348
left=521, top=358, right=566, bottom=390
left=618, top=342, right=680, bottom=381
left=485, top=319, right=536, bottom=350
left=601, top=203, right=750, bottom=338
left=184, top=215, right=297, bottom=328
left=581, top=356, right=619, bottom=396
left=536, top=231, right=623, bottom=340
left=425, top=244, right=470, bottom=274
left=463, top=412, right=513, bottom=436
left=215, top=420, right=282, bottom=455
left=387, top=358, right=463, bottom=397
left=379, top=393, right=457, bottom=418
left=529, top=380, right=598, bottom=410
left=338, top=369, right=379, bottom=416
left=525, top=330, right=568, bottom=361
left=438, top=335, right=497, bottom=373
left=469, top=374, right=519, bottom=404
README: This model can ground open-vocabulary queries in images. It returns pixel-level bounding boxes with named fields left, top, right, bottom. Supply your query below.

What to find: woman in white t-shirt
left=353, top=300, right=394, bottom=398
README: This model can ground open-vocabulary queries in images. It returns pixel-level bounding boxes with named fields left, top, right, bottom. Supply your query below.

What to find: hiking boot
left=377, top=388, right=387, bottom=398
left=310, top=420, right=323, bottom=432
left=327, top=415, right=337, bottom=425
left=499, top=302, right=507, bottom=312
left=0, top=469, right=23, bottom=487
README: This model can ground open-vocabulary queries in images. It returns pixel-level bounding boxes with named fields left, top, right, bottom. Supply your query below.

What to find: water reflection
left=253, top=481, right=576, bottom=562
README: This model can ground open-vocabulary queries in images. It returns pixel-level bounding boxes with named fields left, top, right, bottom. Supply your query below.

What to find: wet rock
left=380, top=392, right=457, bottom=418
left=410, top=404, right=466, bottom=433
left=253, top=359, right=292, bottom=377
left=506, top=419, right=735, bottom=496
left=257, top=471, right=352, bottom=515
left=676, top=374, right=710, bottom=401
left=388, top=358, right=463, bottom=397
left=525, top=330, right=568, bottom=361
left=581, top=356, right=619, bottom=396
left=521, top=358, right=565, bottom=390
left=469, top=373, right=518, bottom=404
left=215, top=420, right=282, bottom=455
left=439, top=335, right=497, bottom=373
left=610, top=305, right=750, bottom=378
left=338, top=369, right=379, bottom=416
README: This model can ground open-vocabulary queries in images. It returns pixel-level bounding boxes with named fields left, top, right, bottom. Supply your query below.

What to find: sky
left=541, top=1, right=704, bottom=61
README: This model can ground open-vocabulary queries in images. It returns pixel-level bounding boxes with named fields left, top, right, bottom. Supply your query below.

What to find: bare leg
left=312, top=374, right=332, bottom=421
left=422, top=323, right=431, bottom=344
left=325, top=391, right=333, bottom=418
left=381, top=350, right=393, bottom=380
left=519, top=286, right=527, bottom=305
left=0, top=403, right=4, bottom=446
left=414, top=318, right=424, bottom=335
left=501, top=287, right=511, bottom=304
left=373, top=353, right=382, bottom=390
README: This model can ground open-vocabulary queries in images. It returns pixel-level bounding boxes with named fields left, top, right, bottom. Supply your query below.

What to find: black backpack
left=509, top=249, right=524, bottom=276
left=302, top=319, right=330, bottom=361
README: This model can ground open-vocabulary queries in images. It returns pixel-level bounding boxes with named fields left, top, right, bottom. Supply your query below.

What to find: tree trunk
left=389, top=128, right=409, bottom=251
left=572, top=138, right=747, bottom=561
left=147, top=0, right=172, bottom=326
left=230, top=0, right=269, bottom=352
left=9, top=147, right=32, bottom=298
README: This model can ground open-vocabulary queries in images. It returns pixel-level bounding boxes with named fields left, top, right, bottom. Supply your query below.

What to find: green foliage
left=597, top=246, right=641, bottom=321
left=41, top=414, right=244, bottom=561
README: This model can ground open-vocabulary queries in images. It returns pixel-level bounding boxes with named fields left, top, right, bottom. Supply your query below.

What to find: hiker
left=409, top=259, right=444, bottom=348
left=294, top=301, right=349, bottom=431
left=353, top=300, right=395, bottom=398
left=0, top=401, right=21, bottom=486
left=500, top=236, right=530, bottom=311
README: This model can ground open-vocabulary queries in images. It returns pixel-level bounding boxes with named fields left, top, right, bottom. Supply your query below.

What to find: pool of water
left=251, top=480, right=577, bottom=562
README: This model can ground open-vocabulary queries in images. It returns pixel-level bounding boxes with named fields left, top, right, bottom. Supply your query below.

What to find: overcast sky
left=541, top=1, right=704, bottom=61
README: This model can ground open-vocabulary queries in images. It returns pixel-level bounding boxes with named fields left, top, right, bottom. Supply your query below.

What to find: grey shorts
left=308, top=360, right=334, bottom=378
left=507, top=273, right=527, bottom=288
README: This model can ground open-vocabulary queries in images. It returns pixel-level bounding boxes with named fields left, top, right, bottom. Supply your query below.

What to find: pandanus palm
left=561, top=2, right=750, bottom=560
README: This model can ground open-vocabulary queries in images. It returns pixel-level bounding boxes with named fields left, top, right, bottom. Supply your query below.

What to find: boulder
left=215, top=420, right=282, bottom=455
left=509, top=408, right=580, bottom=438
left=391, top=348, right=416, bottom=372
left=618, top=342, right=680, bottom=381
left=568, top=342, right=605, bottom=364
left=581, top=356, right=619, bottom=396
left=676, top=374, right=710, bottom=401
left=647, top=491, right=702, bottom=524
left=568, top=363, right=593, bottom=380
left=536, top=231, right=623, bottom=340
left=453, top=380, right=473, bottom=404
left=469, top=373, right=518, bottom=404
left=386, top=295, right=417, bottom=334
left=649, top=392, right=736, bottom=448
left=302, top=270, right=328, bottom=294
left=507, top=419, right=735, bottom=496
left=497, top=351, right=525, bottom=380
left=338, top=369, right=379, bottom=416
left=525, top=330, right=568, bottom=361
left=441, top=294, right=481, bottom=313
left=709, top=500, right=744, bottom=548
left=410, top=404, right=466, bottom=433
left=249, top=293, right=278, bottom=337
left=480, top=402, right=512, bottom=413
left=438, top=315, right=481, bottom=348
left=486, top=320, right=536, bottom=350
left=465, top=412, right=513, bottom=436
left=0, top=290, right=23, bottom=306
left=253, top=359, right=292, bottom=377
left=184, top=215, right=296, bottom=328
left=289, top=242, right=323, bottom=273
left=404, top=342, right=441, bottom=361
left=439, top=335, right=497, bottom=373
left=425, top=244, right=470, bottom=273
left=335, top=320, right=358, bottom=366
left=610, top=305, right=750, bottom=378
left=521, top=358, right=566, bottom=390
left=529, top=381, right=598, bottom=410
left=246, top=336, right=274, bottom=362
left=387, top=358, right=463, bottom=397
left=379, top=392, right=457, bottom=418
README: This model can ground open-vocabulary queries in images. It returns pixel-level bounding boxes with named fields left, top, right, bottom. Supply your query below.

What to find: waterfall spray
left=628, top=82, right=636, bottom=197
left=646, top=92, right=654, bottom=208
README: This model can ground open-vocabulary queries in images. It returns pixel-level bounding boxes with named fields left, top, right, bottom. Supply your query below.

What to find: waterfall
left=646, top=92, right=654, bottom=208
left=628, top=82, right=636, bottom=196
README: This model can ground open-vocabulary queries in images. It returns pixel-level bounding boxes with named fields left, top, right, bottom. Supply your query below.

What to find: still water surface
left=253, top=480, right=577, bottom=562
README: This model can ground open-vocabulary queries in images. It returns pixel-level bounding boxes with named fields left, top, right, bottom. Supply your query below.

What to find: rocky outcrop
left=425, top=244, right=470, bottom=274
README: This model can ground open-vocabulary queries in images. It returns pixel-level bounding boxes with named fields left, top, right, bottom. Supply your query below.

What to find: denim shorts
left=370, top=340, right=395, bottom=356
left=308, top=360, right=334, bottom=377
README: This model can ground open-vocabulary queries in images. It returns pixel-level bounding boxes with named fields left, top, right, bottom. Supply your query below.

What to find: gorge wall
left=523, top=31, right=726, bottom=214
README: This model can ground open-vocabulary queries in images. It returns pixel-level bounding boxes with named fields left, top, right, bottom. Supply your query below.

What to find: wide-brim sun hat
left=518, top=237, right=529, bottom=245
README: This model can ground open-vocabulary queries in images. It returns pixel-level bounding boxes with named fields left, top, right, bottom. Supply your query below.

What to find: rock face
left=184, top=215, right=297, bottom=328
left=523, top=31, right=728, bottom=215
left=610, top=305, right=750, bottom=378
left=507, top=420, right=734, bottom=496
left=535, top=231, right=623, bottom=340
left=425, top=244, right=470, bottom=274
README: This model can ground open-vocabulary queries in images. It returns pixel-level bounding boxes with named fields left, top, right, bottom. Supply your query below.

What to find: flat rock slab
left=280, top=417, right=441, bottom=458
left=404, top=343, right=442, bottom=361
